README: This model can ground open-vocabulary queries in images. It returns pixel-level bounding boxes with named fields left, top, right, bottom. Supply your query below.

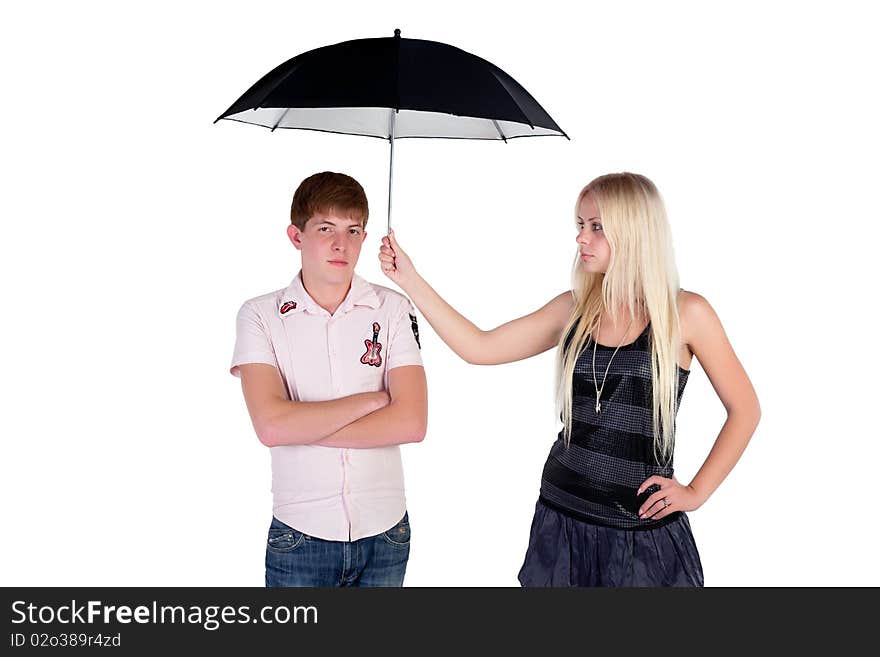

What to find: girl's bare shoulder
left=545, top=290, right=576, bottom=322
left=677, top=289, right=722, bottom=346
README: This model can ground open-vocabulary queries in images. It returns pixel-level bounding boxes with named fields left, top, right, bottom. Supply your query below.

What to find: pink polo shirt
left=230, top=271, right=423, bottom=542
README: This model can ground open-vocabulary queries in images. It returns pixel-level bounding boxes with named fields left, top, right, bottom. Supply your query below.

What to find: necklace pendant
left=595, top=400, right=601, bottom=415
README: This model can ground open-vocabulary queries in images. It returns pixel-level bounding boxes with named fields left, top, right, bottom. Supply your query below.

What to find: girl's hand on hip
left=637, top=475, right=705, bottom=520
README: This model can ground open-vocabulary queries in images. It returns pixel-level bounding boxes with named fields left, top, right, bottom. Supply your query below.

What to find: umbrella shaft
left=387, top=110, right=396, bottom=234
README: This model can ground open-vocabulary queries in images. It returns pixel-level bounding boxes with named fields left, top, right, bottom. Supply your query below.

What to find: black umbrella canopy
left=215, top=29, right=567, bottom=140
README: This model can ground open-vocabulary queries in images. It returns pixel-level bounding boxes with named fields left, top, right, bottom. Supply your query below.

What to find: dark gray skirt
left=518, top=499, right=704, bottom=587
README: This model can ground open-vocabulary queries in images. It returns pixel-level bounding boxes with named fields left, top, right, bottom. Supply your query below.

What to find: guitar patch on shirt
left=360, top=322, right=383, bottom=367
left=409, top=313, right=421, bottom=349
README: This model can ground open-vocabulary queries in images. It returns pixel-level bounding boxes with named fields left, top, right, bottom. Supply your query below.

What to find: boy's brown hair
left=290, top=172, right=369, bottom=230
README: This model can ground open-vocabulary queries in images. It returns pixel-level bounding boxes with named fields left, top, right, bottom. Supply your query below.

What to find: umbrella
left=215, top=29, right=568, bottom=232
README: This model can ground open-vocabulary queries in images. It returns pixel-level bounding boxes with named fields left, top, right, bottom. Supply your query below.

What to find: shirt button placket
left=327, top=318, right=336, bottom=394
left=328, top=317, right=342, bottom=395
left=341, top=449, right=352, bottom=540
left=332, top=315, right=352, bottom=539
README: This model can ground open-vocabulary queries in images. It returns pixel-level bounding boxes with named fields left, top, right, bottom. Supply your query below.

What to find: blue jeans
left=265, top=513, right=410, bottom=587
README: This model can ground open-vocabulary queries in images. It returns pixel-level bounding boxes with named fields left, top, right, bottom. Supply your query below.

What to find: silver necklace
left=591, top=314, right=636, bottom=415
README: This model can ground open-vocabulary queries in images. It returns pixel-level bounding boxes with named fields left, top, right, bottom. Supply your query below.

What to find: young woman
left=378, top=172, right=760, bottom=587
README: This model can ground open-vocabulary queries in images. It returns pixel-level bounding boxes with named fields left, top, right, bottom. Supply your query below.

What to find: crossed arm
left=237, top=363, right=427, bottom=448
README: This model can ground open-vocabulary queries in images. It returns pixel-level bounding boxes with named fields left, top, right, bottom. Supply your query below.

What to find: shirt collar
left=278, top=271, right=380, bottom=318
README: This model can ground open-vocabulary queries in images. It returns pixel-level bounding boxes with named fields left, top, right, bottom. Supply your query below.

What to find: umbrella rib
left=270, top=108, right=292, bottom=132
left=491, top=119, right=508, bottom=143
left=485, top=67, right=535, bottom=131
left=249, top=61, right=305, bottom=116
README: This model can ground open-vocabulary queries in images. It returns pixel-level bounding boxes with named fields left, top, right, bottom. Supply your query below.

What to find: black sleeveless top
left=539, top=322, right=689, bottom=530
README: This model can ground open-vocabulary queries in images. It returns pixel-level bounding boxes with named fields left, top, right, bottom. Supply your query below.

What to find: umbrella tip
left=394, top=28, right=401, bottom=38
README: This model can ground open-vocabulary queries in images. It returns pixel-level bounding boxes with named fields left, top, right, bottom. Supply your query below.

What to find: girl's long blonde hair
left=556, top=173, right=682, bottom=464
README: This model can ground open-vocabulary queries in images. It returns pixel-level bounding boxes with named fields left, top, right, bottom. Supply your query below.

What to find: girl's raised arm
left=379, top=231, right=572, bottom=365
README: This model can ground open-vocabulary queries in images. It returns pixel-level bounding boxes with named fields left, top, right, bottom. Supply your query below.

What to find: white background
left=2, top=1, right=878, bottom=586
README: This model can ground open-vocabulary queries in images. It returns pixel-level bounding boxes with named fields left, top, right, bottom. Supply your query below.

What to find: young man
left=230, top=171, right=427, bottom=587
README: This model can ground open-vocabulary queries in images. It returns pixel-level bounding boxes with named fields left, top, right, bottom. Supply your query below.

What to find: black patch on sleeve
left=409, top=313, right=421, bottom=349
